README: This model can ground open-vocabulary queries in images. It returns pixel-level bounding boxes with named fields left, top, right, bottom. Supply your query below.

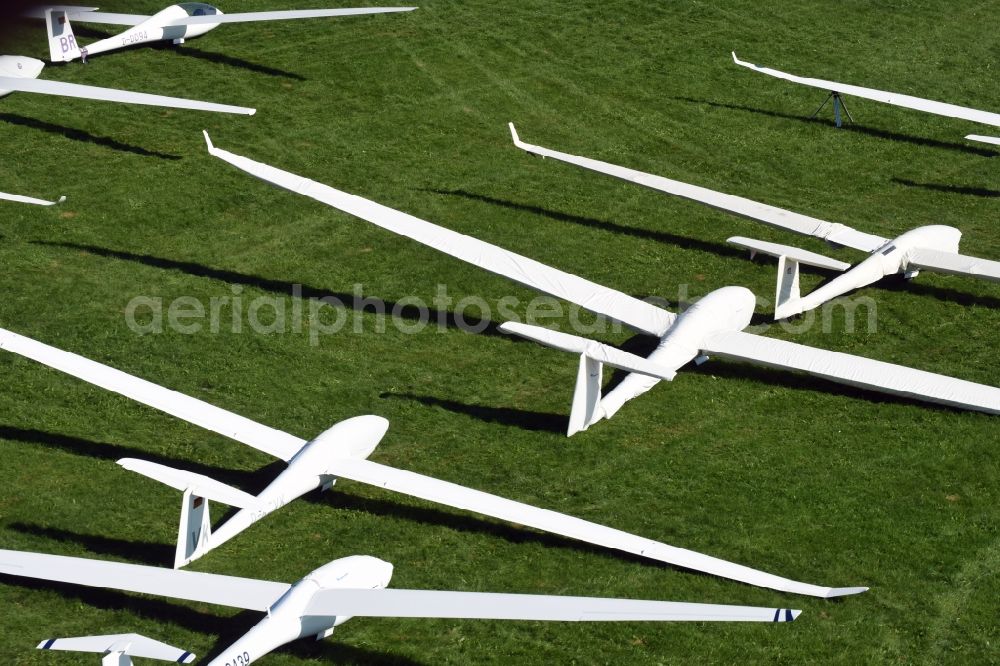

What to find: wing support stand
left=810, top=91, right=854, bottom=128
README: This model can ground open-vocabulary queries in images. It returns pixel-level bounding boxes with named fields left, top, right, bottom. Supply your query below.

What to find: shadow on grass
left=324, top=489, right=705, bottom=576
left=872, top=273, right=1000, bottom=310
left=155, top=43, right=306, bottom=80
left=0, top=425, right=284, bottom=494
left=427, top=189, right=746, bottom=260
left=32, top=241, right=507, bottom=337
left=891, top=177, right=1000, bottom=199
left=0, top=573, right=251, bottom=635
left=0, top=113, right=181, bottom=160
left=673, top=97, right=1000, bottom=157
left=379, top=391, right=566, bottom=434
left=7, top=522, right=173, bottom=566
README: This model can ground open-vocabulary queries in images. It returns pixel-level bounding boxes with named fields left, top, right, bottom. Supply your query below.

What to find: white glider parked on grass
left=37, top=633, right=194, bottom=665
left=31, top=4, right=416, bottom=63
left=0, top=52, right=253, bottom=114
left=732, top=52, right=1000, bottom=129
left=509, top=124, right=1000, bottom=320
left=205, top=132, right=1000, bottom=435
left=0, top=327, right=862, bottom=597
left=0, top=550, right=800, bottom=666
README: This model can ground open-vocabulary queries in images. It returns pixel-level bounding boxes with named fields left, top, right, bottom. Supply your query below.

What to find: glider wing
left=0, top=549, right=288, bottom=611
left=205, top=133, right=676, bottom=337
left=732, top=52, right=1000, bottom=128
left=0, top=327, right=305, bottom=461
left=168, top=7, right=417, bottom=26
left=0, top=76, right=254, bottom=115
left=907, top=247, right=1000, bottom=282
left=702, top=330, right=1000, bottom=414
left=304, top=587, right=800, bottom=622
left=326, top=457, right=865, bottom=598
left=509, top=124, right=886, bottom=253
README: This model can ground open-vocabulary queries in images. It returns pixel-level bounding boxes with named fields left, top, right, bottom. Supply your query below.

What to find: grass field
left=1, top=1, right=999, bottom=663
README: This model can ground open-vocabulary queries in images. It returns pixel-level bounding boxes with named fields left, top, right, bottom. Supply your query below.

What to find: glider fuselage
left=599, top=286, right=756, bottom=418
left=184, top=415, right=389, bottom=566
left=206, top=555, right=393, bottom=666
left=792, top=224, right=962, bottom=315
left=79, top=3, right=223, bottom=60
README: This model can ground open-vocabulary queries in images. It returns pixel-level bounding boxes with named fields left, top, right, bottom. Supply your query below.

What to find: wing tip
left=202, top=130, right=216, bottom=154
left=37, top=638, right=56, bottom=650
left=823, top=586, right=869, bottom=598
left=508, top=121, right=522, bottom=147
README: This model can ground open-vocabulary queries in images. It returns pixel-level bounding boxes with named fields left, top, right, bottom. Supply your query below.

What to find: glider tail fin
left=45, top=9, right=82, bottom=63
left=774, top=254, right=803, bottom=320
left=726, top=236, right=851, bottom=321
left=497, top=322, right=676, bottom=436
left=176, top=488, right=213, bottom=570
left=117, top=458, right=261, bottom=568
left=569, top=354, right=604, bottom=437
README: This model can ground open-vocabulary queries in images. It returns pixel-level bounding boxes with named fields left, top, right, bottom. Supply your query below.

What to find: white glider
left=732, top=52, right=1000, bottom=128
left=0, top=550, right=799, bottom=665
left=205, top=132, right=1000, bottom=435
left=37, top=633, right=194, bottom=665
left=0, top=52, right=253, bottom=114
left=31, top=4, right=416, bottom=62
left=509, top=124, right=1000, bottom=320
left=0, top=327, right=861, bottom=597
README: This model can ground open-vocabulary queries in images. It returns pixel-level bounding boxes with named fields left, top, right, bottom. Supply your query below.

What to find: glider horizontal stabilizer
left=499, top=322, right=677, bottom=379
left=37, top=634, right=194, bottom=663
left=727, top=237, right=851, bottom=271
left=118, top=458, right=262, bottom=509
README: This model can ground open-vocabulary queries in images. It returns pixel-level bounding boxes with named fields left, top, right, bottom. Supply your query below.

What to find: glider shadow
left=427, top=189, right=746, bottom=260
left=6, top=522, right=173, bottom=567
left=31, top=241, right=508, bottom=338
left=0, top=572, right=250, bottom=636
left=0, top=424, right=277, bottom=492
left=870, top=272, right=1000, bottom=310
left=672, top=97, right=999, bottom=157
left=891, top=177, right=1000, bottom=199
left=379, top=391, right=566, bottom=434
left=0, top=113, right=181, bottom=160
left=323, top=488, right=718, bottom=577
left=156, top=43, right=307, bottom=81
